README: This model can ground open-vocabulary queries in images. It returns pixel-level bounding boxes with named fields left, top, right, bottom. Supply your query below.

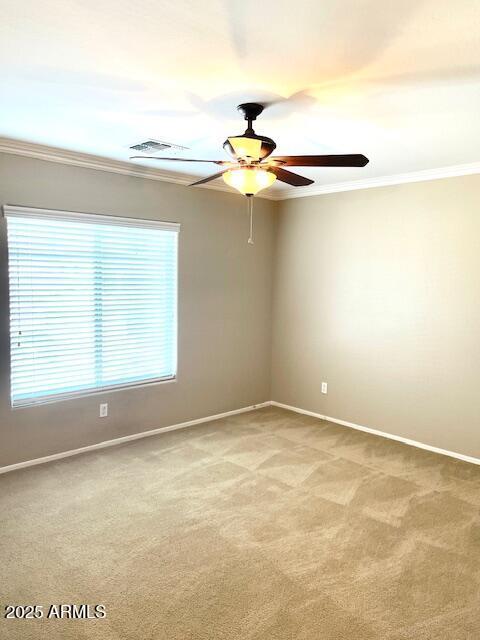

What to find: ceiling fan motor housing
left=223, top=133, right=276, bottom=161
left=223, top=102, right=277, bottom=161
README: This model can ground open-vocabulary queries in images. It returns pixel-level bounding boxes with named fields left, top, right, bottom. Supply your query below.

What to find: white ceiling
left=1, top=0, right=479, bottom=193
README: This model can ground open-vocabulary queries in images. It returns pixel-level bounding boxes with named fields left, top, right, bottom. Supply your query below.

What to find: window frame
left=4, top=205, right=180, bottom=408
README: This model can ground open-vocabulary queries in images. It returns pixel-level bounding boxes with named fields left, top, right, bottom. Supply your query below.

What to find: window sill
left=11, top=375, right=177, bottom=409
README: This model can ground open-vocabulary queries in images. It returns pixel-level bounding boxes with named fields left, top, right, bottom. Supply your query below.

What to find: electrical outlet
left=321, top=382, right=328, bottom=394
left=99, top=403, right=108, bottom=418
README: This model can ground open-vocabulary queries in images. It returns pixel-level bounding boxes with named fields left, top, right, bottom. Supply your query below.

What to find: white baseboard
left=0, top=402, right=271, bottom=475
left=3, top=399, right=479, bottom=475
left=270, top=401, right=480, bottom=466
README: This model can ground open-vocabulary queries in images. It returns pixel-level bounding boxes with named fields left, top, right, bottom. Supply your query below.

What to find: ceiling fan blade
left=268, top=166, right=314, bottom=186
left=189, top=170, right=229, bottom=186
left=270, top=154, right=369, bottom=167
left=130, top=156, right=226, bottom=164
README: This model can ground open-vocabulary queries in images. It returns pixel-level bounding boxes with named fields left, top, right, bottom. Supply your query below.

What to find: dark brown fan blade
left=270, top=154, right=369, bottom=167
left=130, top=156, right=226, bottom=164
left=189, top=170, right=229, bottom=186
left=268, top=166, right=314, bottom=186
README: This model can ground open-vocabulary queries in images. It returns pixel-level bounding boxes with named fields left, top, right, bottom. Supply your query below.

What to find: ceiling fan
left=131, top=102, right=369, bottom=197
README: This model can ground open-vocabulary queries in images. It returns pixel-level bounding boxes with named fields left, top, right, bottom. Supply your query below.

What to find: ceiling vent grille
left=128, top=139, right=188, bottom=154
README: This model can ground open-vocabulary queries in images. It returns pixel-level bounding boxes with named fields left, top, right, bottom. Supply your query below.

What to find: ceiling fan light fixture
left=227, top=136, right=263, bottom=161
left=222, top=167, right=277, bottom=196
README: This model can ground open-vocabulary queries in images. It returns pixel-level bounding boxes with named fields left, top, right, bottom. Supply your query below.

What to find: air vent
left=128, top=139, right=188, bottom=155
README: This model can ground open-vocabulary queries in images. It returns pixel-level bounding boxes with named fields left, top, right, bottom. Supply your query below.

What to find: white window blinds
left=5, top=206, right=179, bottom=407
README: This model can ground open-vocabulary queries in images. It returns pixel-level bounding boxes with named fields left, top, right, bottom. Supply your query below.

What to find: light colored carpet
left=1, top=406, right=480, bottom=639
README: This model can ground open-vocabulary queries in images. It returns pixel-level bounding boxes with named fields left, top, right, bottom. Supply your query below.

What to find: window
left=4, top=206, right=179, bottom=407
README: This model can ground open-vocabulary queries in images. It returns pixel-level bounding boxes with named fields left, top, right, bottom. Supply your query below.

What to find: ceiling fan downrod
left=237, top=102, right=264, bottom=134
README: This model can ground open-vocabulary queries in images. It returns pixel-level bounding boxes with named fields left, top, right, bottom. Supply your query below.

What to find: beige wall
left=0, top=153, right=276, bottom=466
left=272, top=175, right=480, bottom=459
left=2, top=153, right=479, bottom=466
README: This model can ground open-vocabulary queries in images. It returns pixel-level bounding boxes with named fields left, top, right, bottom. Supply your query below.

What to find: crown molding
left=278, top=161, right=480, bottom=200
left=0, top=137, right=276, bottom=200
left=1, top=136, right=479, bottom=202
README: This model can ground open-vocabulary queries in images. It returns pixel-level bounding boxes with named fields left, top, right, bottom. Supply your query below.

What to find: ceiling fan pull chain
left=247, top=195, right=254, bottom=245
